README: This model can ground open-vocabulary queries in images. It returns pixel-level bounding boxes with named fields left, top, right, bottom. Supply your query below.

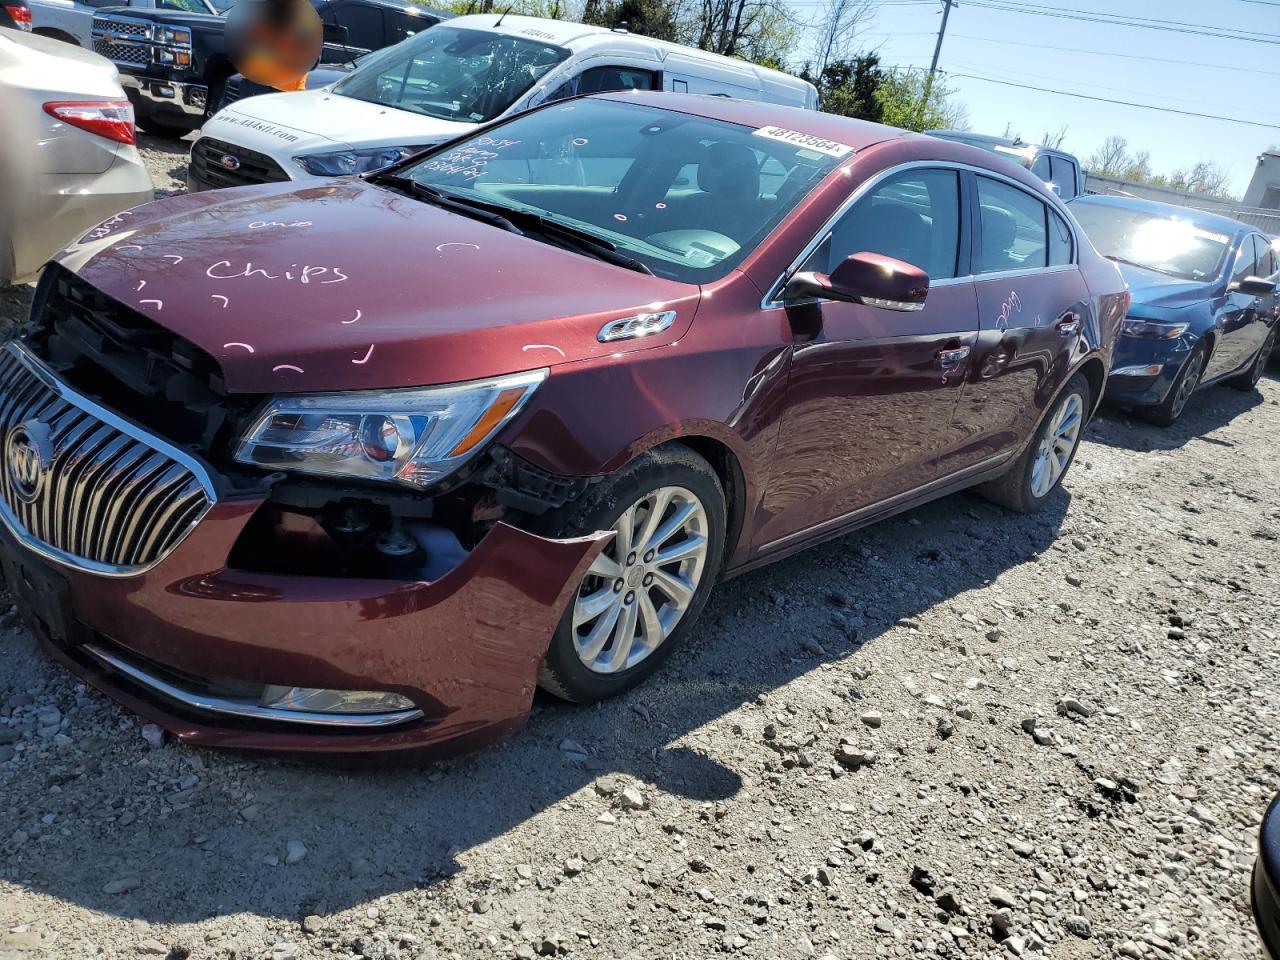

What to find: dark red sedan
left=1, top=93, right=1126, bottom=756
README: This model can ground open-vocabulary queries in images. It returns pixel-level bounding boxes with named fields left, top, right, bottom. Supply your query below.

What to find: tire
left=535, top=444, right=726, bottom=703
left=1227, top=325, right=1277, bottom=391
left=976, top=374, right=1090, bottom=514
left=1138, top=342, right=1207, bottom=426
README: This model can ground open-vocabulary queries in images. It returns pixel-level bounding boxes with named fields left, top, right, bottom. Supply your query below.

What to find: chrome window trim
left=0, top=341, right=219, bottom=579
left=83, top=644, right=425, bottom=728
left=761, top=159, right=1078, bottom=310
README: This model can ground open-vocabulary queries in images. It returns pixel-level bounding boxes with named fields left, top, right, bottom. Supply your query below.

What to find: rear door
left=952, top=173, right=1092, bottom=470
left=756, top=165, right=980, bottom=550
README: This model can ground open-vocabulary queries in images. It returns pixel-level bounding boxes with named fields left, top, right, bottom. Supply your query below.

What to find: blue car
left=1070, top=194, right=1279, bottom=425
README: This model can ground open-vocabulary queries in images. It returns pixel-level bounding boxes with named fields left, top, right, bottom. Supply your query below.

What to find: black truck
left=90, top=0, right=449, bottom=136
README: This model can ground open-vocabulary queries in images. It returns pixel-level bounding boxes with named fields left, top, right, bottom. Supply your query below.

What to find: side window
left=976, top=176, right=1049, bottom=273
left=1050, top=156, right=1078, bottom=199
left=1048, top=208, right=1073, bottom=266
left=1030, top=153, right=1051, bottom=182
left=1260, top=238, right=1278, bottom=278
left=332, top=3, right=384, bottom=50
left=544, top=65, right=657, bottom=103
left=388, top=10, right=429, bottom=43
left=1231, top=235, right=1259, bottom=285
left=811, top=168, right=961, bottom=280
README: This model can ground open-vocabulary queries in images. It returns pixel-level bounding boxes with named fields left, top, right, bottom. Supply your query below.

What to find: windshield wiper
left=370, top=175, right=653, bottom=275
left=1104, top=255, right=1184, bottom=279
left=371, top=175, right=524, bottom=235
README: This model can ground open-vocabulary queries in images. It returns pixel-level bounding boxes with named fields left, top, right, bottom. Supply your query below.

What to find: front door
left=756, top=167, right=979, bottom=551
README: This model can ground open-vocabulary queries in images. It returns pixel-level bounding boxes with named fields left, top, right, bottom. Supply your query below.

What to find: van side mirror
left=783, top=251, right=929, bottom=312
left=323, top=22, right=349, bottom=44
left=1232, top=276, right=1277, bottom=297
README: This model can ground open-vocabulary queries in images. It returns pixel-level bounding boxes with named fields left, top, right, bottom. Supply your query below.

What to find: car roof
left=1070, top=192, right=1254, bottom=238
left=927, top=129, right=1077, bottom=159
left=595, top=90, right=910, bottom=152
left=321, top=0, right=452, bottom=15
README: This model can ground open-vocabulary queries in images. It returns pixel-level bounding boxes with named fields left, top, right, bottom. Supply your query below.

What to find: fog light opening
left=259, top=685, right=417, bottom=715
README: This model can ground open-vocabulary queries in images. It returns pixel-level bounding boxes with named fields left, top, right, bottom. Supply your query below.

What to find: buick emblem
left=5, top=420, right=53, bottom=504
left=219, top=153, right=242, bottom=172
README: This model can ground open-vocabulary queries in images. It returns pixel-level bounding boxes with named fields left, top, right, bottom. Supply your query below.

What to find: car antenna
left=494, top=4, right=513, bottom=26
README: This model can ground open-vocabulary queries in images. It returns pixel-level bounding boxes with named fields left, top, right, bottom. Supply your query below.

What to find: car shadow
left=1, top=486, right=1070, bottom=925
left=1091, top=375, right=1270, bottom=453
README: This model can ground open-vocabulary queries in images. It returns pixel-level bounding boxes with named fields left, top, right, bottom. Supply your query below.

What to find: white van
left=188, top=13, right=818, bottom=190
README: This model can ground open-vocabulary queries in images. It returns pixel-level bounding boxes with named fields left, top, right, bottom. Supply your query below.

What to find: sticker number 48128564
left=752, top=126, right=854, bottom=158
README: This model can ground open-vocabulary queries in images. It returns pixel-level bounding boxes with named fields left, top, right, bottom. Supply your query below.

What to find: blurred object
left=0, top=28, right=153, bottom=284
left=0, top=0, right=31, bottom=32
left=225, top=0, right=321, bottom=92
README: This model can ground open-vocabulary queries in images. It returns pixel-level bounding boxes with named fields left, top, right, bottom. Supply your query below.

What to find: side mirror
left=1232, top=276, right=1277, bottom=298
left=783, top=251, right=929, bottom=312
left=322, top=22, right=349, bottom=44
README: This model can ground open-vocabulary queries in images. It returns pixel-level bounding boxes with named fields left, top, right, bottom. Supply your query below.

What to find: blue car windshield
left=1071, top=200, right=1230, bottom=281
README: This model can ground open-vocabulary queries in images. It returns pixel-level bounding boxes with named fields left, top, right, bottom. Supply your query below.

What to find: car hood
left=204, top=90, right=472, bottom=153
left=1116, top=261, right=1215, bottom=311
left=97, top=6, right=224, bottom=27
left=54, top=181, right=699, bottom=395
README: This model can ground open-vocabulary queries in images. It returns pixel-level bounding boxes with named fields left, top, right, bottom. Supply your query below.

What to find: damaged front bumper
left=2, top=505, right=607, bottom=757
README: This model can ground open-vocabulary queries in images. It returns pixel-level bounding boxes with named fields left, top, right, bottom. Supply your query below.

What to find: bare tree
left=1039, top=125, right=1068, bottom=150
left=1086, top=135, right=1132, bottom=178
left=1171, top=161, right=1235, bottom=200
left=810, top=0, right=874, bottom=78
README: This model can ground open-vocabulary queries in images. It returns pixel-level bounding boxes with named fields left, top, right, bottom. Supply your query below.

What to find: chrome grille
left=93, top=38, right=148, bottom=64
left=93, top=17, right=148, bottom=36
left=0, top=343, right=215, bottom=576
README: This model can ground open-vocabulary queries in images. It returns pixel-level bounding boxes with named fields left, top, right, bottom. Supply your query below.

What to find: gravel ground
left=1, top=135, right=1277, bottom=960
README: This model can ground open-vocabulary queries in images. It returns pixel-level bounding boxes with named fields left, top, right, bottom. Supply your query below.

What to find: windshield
left=156, top=0, right=218, bottom=13
left=1070, top=199, right=1231, bottom=281
left=393, top=99, right=847, bottom=283
left=205, top=0, right=235, bottom=11
left=331, top=26, right=569, bottom=123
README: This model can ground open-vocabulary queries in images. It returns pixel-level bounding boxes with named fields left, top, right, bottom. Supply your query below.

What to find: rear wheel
left=1139, top=342, right=1206, bottom=426
left=1228, top=325, right=1277, bottom=391
left=977, top=374, right=1090, bottom=514
left=537, top=445, right=725, bottom=703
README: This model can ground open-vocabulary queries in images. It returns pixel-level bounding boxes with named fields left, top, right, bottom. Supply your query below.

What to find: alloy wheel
left=1029, top=392, right=1084, bottom=499
left=1171, top=350, right=1205, bottom=419
left=571, top=486, right=710, bottom=675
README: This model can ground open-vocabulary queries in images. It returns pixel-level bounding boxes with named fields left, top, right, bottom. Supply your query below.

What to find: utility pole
left=917, top=0, right=954, bottom=128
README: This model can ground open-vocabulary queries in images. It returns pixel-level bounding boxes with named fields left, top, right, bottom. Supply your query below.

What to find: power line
left=948, top=32, right=1280, bottom=78
left=947, top=71, right=1280, bottom=129
left=960, top=0, right=1280, bottom=44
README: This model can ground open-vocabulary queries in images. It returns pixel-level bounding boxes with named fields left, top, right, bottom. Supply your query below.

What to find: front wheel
left=1139, top=342, right=1206, bottom=426
left=537, top=445, right=725, bottom=703
left=977, top=374, right=1090, bottom=514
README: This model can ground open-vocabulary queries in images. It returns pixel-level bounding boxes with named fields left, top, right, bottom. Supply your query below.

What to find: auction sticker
left=753, top=126, right=854, bottom=158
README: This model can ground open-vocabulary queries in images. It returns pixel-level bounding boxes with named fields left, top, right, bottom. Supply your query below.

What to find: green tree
left=874, top=68, right=968, bottom=133
left=803, top=52, right=883, bottom=121
left=583, top=0, right=678, bottom=39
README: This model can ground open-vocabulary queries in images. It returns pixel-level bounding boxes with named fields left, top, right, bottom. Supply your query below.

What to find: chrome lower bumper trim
left=119, top=74, right=207, bottom=117
left=83, top=644, right=425, bottom=728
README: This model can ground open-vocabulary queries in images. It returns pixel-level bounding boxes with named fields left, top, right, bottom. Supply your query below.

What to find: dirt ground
left=0, top=136, right=1277, bottom=960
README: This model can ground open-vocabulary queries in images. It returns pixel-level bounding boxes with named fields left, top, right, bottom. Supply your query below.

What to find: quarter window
left=976, top=177, right=1048, bottom=273
left=1030, top=153, right=1051, bottom=182
left=1048, top=208, right=1073, bottom=266
left=810, top=169, right=961, bottom=280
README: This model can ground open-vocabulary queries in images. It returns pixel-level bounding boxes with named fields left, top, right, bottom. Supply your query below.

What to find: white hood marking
left=163, top=255, right=184, bottom=264
left=273, top=364, right=305, bottom=374
left=341, top=310, right=362, bottom=325
left=436, top=242, right=480, bottom=252
left=353, top=345, right=375, bottom=365
left=224, top=342, right=255, bottom=353
left=136, top=280, right=146, bottom=292
left=212, top=295, right=229, bottom=308
left=523, top=344, right=565, bottom=358
left=139, top=299, right=163, bottom=311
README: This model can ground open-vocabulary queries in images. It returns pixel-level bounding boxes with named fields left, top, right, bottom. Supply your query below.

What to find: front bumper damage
left=3, top=506, right=607, bottom=757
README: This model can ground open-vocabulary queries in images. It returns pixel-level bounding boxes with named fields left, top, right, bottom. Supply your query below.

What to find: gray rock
left=618, top=786, right=648, bottom=811
left=860, top=710, right=883, bottom=728
left=989, top=886, right=1017, bottom=908
left=563, top=858, right=585, bottom=876
left=284, top=839, right=307, bottom=865
left=140, top=724, right=164, bottom=750
left=1063, top=915, right=1092, bottom=939
left=103, top=877, right=142, bottom=895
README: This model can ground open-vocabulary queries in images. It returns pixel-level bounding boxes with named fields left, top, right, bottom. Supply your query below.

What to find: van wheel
left=1228, top=326, right=1276, bottom=391
left=537, top=445, right=725, bottom=703
left=1139, top=342, right=1206, bottom=426
left=977, top=374, right=1090, bottom=514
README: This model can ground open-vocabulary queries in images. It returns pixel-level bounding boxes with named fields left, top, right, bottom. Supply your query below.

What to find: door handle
left=1057, top=314, right=1081, bottom=336
left=936, top=345, right=971, bottom=369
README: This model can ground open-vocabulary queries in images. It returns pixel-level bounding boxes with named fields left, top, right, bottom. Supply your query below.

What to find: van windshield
left=391, top=98, right=845, bottom=283
left=331, top=27, right=569, bottom=123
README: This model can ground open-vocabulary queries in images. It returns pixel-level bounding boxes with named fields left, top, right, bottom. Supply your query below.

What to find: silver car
left=0, top=27, right=153, bottom=283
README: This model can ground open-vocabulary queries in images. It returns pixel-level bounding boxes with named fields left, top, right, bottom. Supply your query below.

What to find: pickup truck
left=85, top=0, right=447, bottom=136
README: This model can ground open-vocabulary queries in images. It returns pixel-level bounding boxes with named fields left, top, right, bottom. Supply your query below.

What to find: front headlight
left=295, top=145, right=427, bottom=177
left=234, top=369, right=547, bottom=487
left=156, top=26, right=191, bottom=45
left=1121, top=318, right=1189, bottom=339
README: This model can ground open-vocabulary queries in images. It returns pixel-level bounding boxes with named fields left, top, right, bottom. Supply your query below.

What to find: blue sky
left=790, top=0, right=1280, bottom=197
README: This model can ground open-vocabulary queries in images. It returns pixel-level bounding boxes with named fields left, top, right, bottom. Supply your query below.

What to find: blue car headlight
left=1121, top=318, right=1189, bottom=340
left=294, top=145, right=426, bottom=177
